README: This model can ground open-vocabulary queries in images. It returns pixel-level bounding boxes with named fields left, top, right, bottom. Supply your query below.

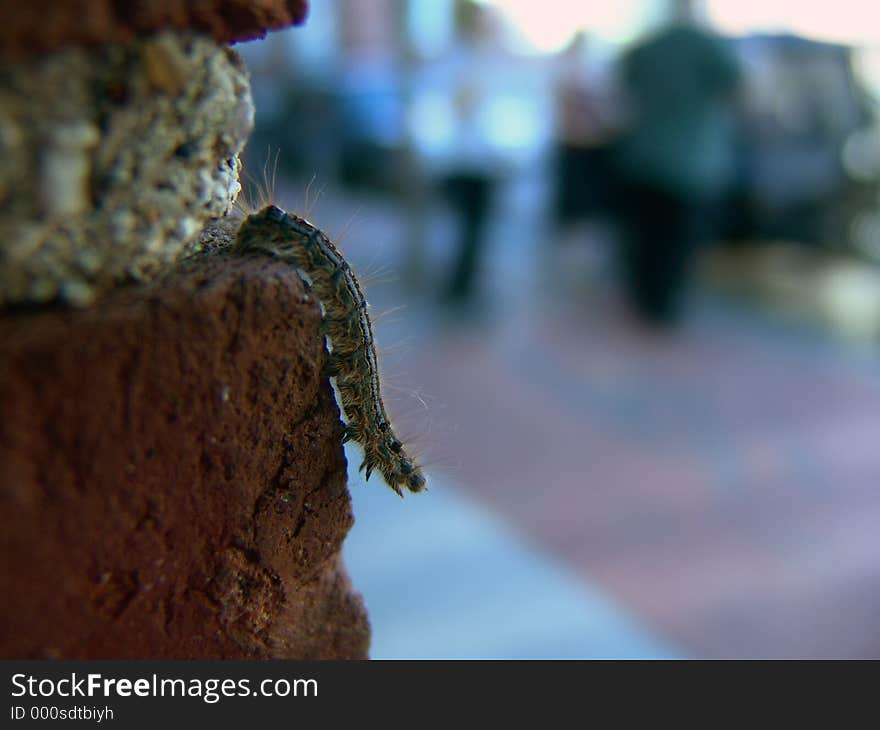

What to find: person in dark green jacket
left=615, top=0, right=741, bottom=325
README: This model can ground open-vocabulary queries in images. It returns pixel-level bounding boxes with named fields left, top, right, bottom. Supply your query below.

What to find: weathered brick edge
left=0, top=241, right=369, bottom=659
left=0, top=0, right=309, bottom=60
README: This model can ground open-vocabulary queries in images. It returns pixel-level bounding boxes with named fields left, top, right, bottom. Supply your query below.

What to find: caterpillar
left=234, top=204, right=426, bottom=496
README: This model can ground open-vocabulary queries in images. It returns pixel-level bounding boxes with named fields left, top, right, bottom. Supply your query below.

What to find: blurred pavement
left=281, top=178, right=880, bottom=659
left=344, top=462, right=682, bottom=659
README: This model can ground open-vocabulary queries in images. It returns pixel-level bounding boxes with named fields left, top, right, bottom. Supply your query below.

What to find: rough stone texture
left=0, top=32, right=253, bottom=307
left=0, top=1, right=309, bottom=61
left=0, top=238, right=370, bottom=659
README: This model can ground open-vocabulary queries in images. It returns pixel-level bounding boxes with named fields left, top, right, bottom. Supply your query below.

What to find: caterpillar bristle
left=236, top=149, right=282, bottom=216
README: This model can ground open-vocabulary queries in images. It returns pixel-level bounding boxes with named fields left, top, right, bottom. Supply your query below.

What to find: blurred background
left=236, top=0, right=880, bottom=658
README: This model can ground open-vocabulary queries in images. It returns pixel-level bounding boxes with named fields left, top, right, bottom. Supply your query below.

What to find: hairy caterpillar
left=234, top=204, right=426, bottom=496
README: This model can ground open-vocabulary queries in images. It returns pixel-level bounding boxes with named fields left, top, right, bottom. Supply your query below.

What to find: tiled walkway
left=393, top=300, right=880, bottom=658
left=344, top=460, right=681, bottom=659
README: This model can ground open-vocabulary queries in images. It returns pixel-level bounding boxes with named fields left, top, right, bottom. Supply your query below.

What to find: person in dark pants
left=552, top=31, right=621, bottom=232
left=620, top=181, right=710, bottom=323
left=443, top=172, right=493, bottom=302
left=614, top=0, right=741, bottom=325
left=432, top=0, right=503, bottom=308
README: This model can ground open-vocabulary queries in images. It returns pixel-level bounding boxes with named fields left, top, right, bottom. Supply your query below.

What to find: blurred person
left=614, top=0, right=741, bottom=325
left=335, top=0, right=407, bottom=191
left=552, top=32, right=622, bottom=234
left=436, top=0, right=505, bottom=307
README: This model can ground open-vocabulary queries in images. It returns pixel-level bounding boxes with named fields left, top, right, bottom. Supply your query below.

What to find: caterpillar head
left=380, top=435, right=426, bottom=493
left=396, top=456, right=426, bottom=493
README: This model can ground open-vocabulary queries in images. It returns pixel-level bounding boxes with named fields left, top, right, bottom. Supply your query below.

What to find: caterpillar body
left=234, top=204, right=426, bottom=496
